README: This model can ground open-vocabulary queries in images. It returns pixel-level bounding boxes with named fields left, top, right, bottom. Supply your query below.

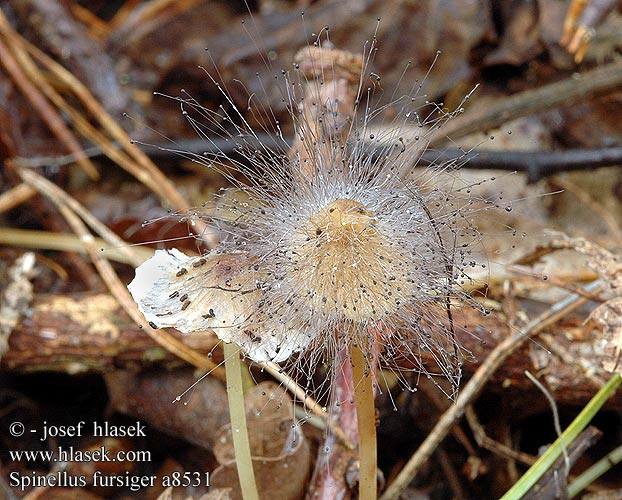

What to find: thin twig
left=507, top=265, right=606, bottom=303
left=144, top=137, right=622, bottom=183
left=421, top=147, right=622, bottom=184
left=380, top=279, right=605, bottom=500
left=465, top=405, right=536, bottom=467
left=430, top=59, right=622, bottom=146
left=525, top=370, right=569, bottom=476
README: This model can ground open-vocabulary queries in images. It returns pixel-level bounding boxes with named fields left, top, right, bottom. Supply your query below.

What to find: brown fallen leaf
left=210, top=382, right=311, bottom=500
left=105, top=369, right=229, bottom=449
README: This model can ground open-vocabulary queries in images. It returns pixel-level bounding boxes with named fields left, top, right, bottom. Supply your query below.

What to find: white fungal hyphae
left=129, top=28, right=490, bottom=397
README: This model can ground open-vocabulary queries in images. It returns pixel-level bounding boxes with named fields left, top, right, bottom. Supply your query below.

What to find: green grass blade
left=500, top=373, right=622, bottom=500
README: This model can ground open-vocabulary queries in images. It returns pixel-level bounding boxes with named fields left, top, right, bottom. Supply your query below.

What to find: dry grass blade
left=19, top=33, right=215, bottom=246
left=15, top=167, right=145, bottom=268
left=0, top=227, right=153, bottom=266
left=0, top=16, right=98, bottom=179
left=0, top=7, right=215, bottom=247
left=0, top=183, right=36, bottom=214
left=69, top=2, right=111, bottom=40
left=17, top=167, right=225, bottom=381
left=109, top=0, right=202, bottom=36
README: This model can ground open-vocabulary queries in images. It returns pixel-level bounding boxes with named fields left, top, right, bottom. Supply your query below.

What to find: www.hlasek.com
left=9, top=445, right=151, bottom=463
left=8, top=420, right=210, bottom=492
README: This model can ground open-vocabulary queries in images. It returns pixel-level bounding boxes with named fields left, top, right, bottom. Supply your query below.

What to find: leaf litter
left=1, top=0, right=622, bottom=500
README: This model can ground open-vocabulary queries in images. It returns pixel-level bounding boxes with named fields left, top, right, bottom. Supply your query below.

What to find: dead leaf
left=548, top=237, right=622, bottom=374
left=590, top=297, right=622, bottom=373
left=210, top=382, right=311, bottom=500
left=105, top=369, right=229, bottom=449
